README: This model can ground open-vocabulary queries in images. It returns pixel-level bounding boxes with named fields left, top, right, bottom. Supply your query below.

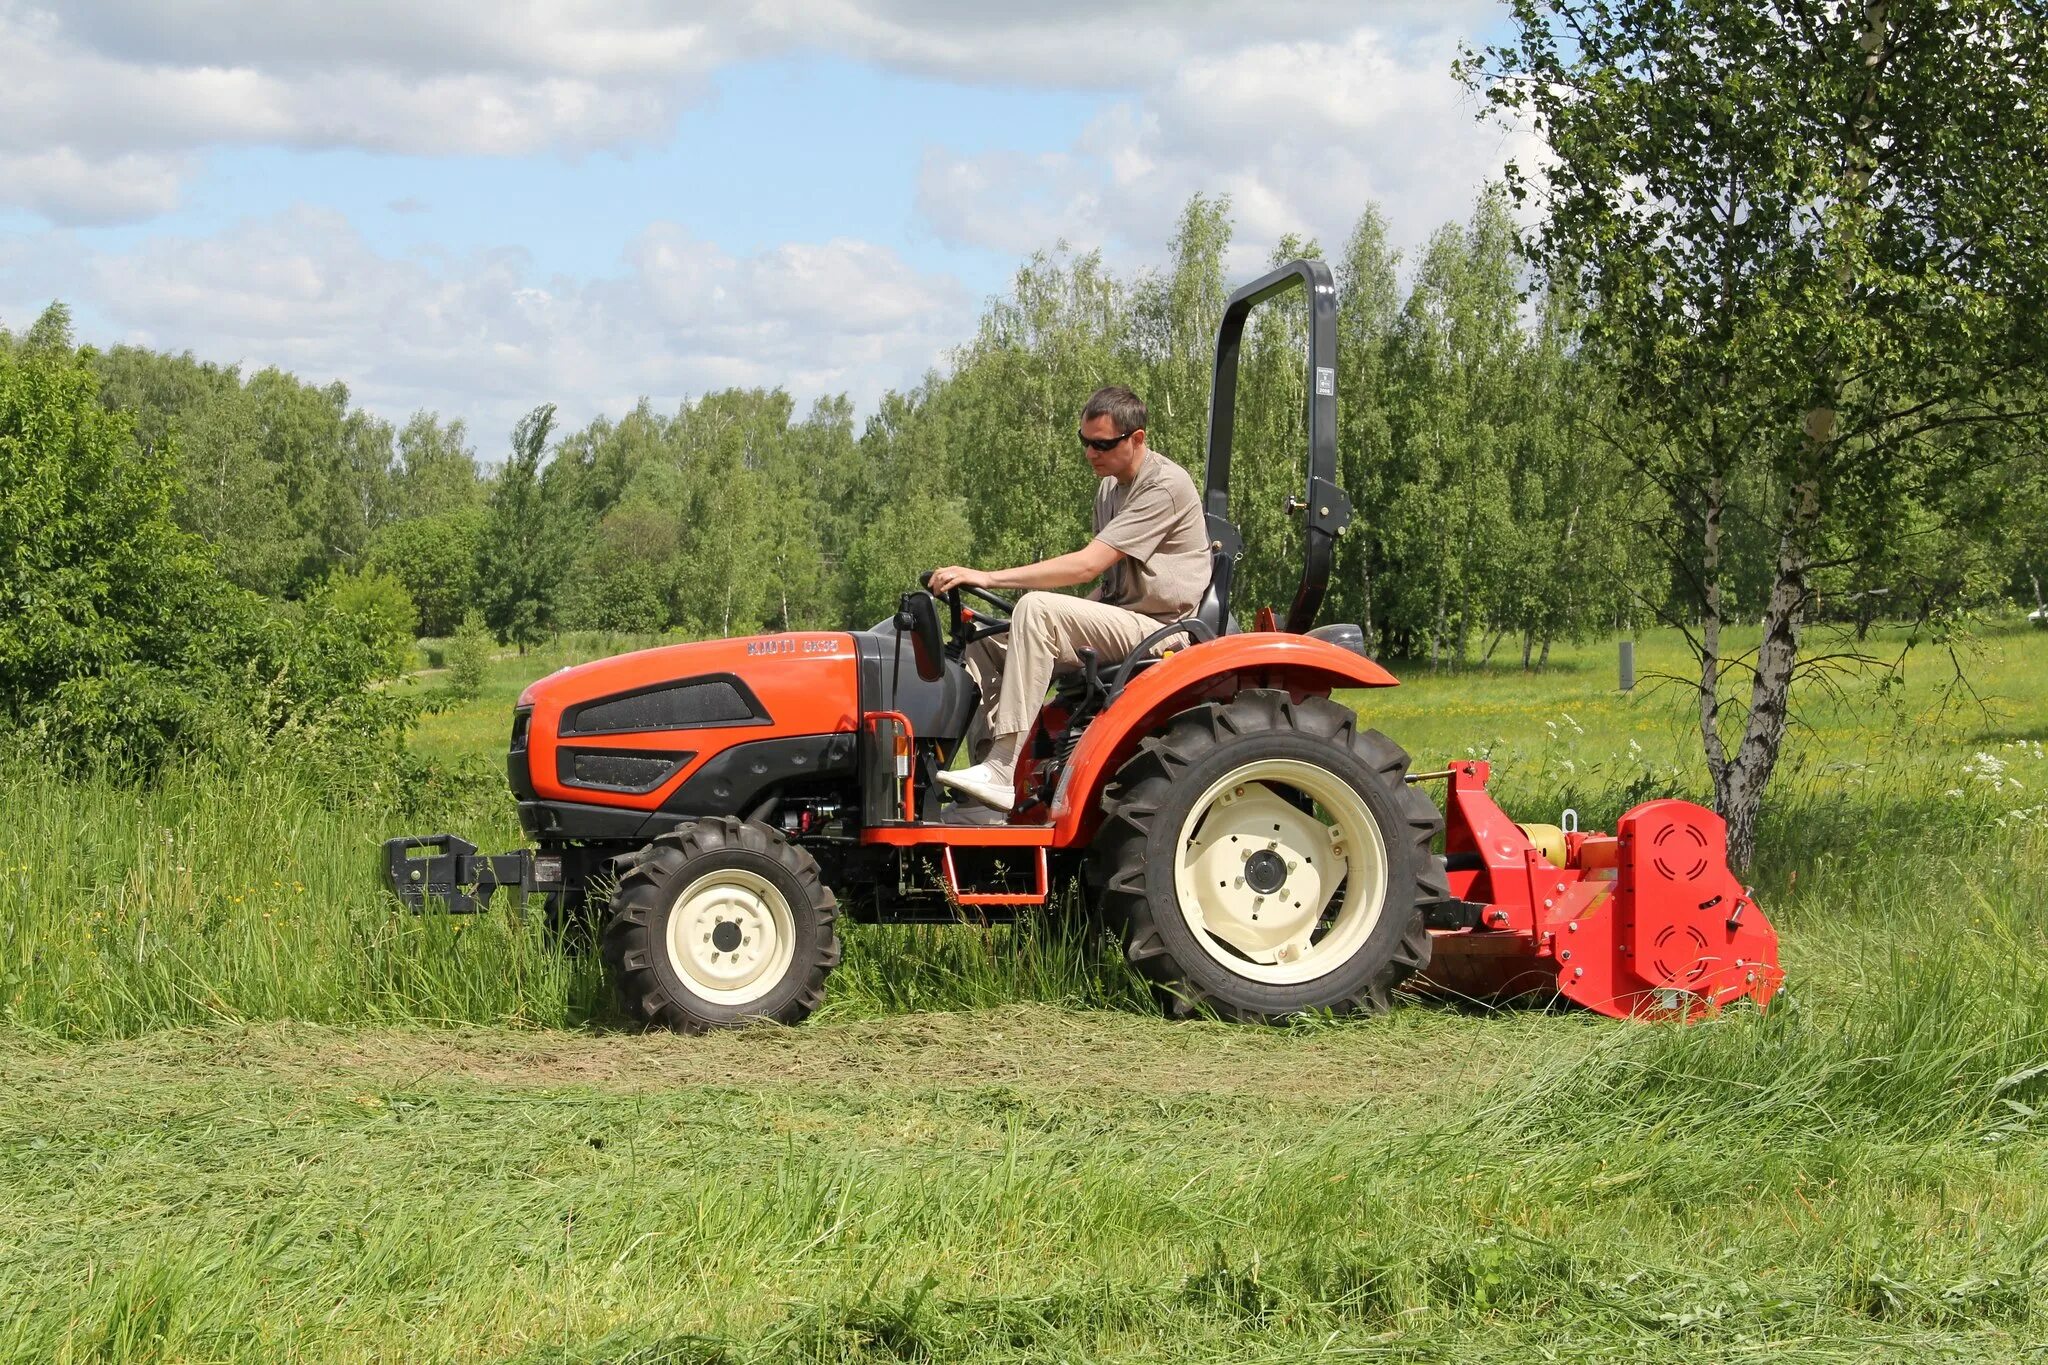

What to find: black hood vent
left=561, top=675, right=765, bottom=736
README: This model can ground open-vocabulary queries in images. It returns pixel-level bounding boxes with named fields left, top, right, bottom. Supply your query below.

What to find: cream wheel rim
left=664, top=869, right=797, bottom=1005
left=1171, top=758, right=1390, bottom=986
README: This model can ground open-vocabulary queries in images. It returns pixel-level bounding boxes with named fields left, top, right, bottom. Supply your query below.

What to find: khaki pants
left=964, top=593, right=1173, bottom=748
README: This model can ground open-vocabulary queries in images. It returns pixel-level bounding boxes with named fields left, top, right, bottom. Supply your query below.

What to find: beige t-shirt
left=1092, top=450, right=1211, bottom=623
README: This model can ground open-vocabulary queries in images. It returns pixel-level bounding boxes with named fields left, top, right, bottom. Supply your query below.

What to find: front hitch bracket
left=381, top=834, right=565, bottom=913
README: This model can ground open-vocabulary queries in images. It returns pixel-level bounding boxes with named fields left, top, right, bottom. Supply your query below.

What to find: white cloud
left=913, top=149, right=1102, bottom=259
left=918, top=27, right=1536, bottom=269
left=0, top=148, right=189, bottom=224
left=4, top=206, right=973, bottom=441
left=38, top=1, right=1496, bottom=86
left=0, top=0, right=1508, bottom=231
left=0, top=5, right=687, bottom=200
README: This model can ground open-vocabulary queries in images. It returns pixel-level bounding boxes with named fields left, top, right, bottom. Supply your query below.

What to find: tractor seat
left=1118, top=542, right=1232, bottom=684
left=1193, top=515, right=1240, bottom=639
left=1047, top=539, right=1232, bottom=713
left=1193, top=575, right=1228, bottom=639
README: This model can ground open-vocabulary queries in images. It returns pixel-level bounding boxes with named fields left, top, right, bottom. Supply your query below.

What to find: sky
left=0, top=1, right=1530, bottom=446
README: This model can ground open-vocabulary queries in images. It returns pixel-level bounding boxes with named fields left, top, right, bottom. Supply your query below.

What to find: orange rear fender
left=1047, top=634, right=1400, bottom=844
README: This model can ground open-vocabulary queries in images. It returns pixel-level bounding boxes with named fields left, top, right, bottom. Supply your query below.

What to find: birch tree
left=1465, top=0, right=2048, bottom=865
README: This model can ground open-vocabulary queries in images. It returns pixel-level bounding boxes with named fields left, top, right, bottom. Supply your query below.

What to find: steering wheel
left=918, top=572, right=1014, bottom=646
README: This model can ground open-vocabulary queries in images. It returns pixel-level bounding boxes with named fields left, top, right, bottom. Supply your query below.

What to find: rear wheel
left=1090, top=689, right=1444, bottom=1021
left=601, top=817, right=841, bottom=1032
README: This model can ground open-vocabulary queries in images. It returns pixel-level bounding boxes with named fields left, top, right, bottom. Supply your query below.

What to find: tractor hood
left=511, top=632, right=864, bottom=817
left=517, top=632, right=861, bottom=730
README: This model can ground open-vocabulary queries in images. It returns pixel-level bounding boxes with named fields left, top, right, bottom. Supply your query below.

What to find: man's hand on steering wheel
left=922, top=567, right=1015, bottom=649
left=926, top=565, right=991, bottom=596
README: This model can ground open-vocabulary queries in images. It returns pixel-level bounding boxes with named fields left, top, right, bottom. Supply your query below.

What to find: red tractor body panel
left=517, top=633, right=860, bottom=811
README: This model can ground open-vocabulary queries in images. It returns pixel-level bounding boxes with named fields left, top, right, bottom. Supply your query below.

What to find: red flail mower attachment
left=1415, top=762, right=1784, bottom=1019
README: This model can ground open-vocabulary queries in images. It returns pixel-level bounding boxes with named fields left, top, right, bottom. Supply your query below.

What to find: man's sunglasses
left=1078, top=429, right=1136, bottom=453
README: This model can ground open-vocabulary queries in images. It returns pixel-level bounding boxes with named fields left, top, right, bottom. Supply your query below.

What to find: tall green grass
left=5, top=624, right=2044, bottom=1041
left=0, top=765, right=1156, bottom=1037
left=0, top=763, right=586, bottom=1035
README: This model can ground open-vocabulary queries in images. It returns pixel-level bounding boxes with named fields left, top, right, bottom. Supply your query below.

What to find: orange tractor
left=385, top=260, right=1783, bottom=1031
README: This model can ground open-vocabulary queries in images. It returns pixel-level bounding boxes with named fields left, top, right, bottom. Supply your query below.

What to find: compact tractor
left=385, top=260, right=1784, bottom=1031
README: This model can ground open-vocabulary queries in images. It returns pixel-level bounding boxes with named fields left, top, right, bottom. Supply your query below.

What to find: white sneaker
left=937, top=762, right=1016, bottom=811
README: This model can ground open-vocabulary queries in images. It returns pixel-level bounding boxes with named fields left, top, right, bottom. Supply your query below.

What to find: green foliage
left=559, top=497, right=676, bottom=631
left=391, top=410, right=483, bottom=517
left=837, top=388, right=975, bottom=624
left=0, top=345, right=229, bottom=769
left=203, top=587, right=421, bottom=790
left=478, top=403, right=565, bottom=648
left=1328, top=205, right=1401, bottom=647
left=1131, top=194, right=1232, bottom=461
left=365, top=506, right=484, bottom=636
left=664, top=389, right=790, bottom=637
left=312, top=567, right=418, bottom=680
left=538, top=390, right=866, bottom=636
left=841, top=486, right=975, bottom=627
left=0, top=345, right=416, bottom=780
left=950, top=248, right=1132, bottom=572
left=447, top=610, right=492, bottom=700
left=87, top=342, right=412, bottom=597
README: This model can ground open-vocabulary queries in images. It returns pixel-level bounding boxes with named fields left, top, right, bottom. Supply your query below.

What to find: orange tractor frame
left=386, top=260, right=1783, bottom=1031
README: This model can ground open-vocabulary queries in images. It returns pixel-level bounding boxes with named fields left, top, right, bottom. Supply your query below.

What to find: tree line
left=13, top=192, right=2038, bottom=673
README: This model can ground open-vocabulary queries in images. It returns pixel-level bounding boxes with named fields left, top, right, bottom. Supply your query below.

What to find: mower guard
left=1416, top=762, right=1784, bottom=1019
left=382, top=834, right=564, bottom=914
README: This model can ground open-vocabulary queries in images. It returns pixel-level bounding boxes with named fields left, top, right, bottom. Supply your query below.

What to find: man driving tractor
left=927, top=384, right=1210, bottom=810
left=385, top=257, right=1784, bottom=1034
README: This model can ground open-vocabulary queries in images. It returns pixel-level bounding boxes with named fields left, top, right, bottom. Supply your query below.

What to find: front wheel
left=601, top=817, right=842, bottom=1032
left=1090, top=689, right=1445, bottom=1022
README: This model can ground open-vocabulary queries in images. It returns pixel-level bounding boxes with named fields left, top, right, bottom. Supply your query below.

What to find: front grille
left=556, top=747, right=694, bottom=794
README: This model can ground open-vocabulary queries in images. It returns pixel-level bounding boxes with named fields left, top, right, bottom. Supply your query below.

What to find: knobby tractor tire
left=601, top=816, right=842, bottom=1032
left=1089, top=689, right=1446, bottom=1023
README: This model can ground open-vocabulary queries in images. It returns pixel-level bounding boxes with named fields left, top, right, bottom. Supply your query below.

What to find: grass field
left=3, top=621, right=2046, bottom=1360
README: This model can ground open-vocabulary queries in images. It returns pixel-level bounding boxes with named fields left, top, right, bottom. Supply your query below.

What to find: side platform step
left=941, top=845, right=1050, bottom=907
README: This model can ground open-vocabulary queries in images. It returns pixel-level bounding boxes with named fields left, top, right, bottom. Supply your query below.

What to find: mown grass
left=2, top=619, right=2045, bottom=1359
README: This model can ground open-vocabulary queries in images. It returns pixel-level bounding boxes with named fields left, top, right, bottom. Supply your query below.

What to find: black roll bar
left=1201, top=258, right=1354, bottom=634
